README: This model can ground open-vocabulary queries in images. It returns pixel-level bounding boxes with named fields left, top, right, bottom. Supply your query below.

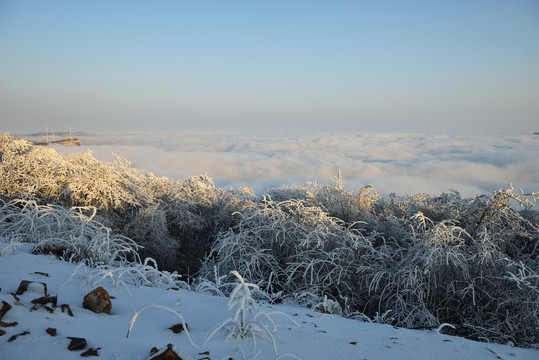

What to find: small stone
left=147, top=344, right=182, bottom=360
left=150, top=347, right=159, bottom=354
left=83, top=287, right=112, bottom=314
left=15, top=280, right=47, bottom=296
left=67, top=337, right=87, bottom=351
left=0, top=329, right=5, bottom=336
left=46, top=328, right=57, bottom=336
left=61, top=304, right=74, bottom=317
left=0, top=301, right=12, bottom=320
left=168, top=323, right=188, bottom=333
left=0, top=300, right=11, bottom=320
left=81, top=348, right=100, bottom=357
left=31, top=295, right=57, bottom=307
left=34, top=271, right=49, bottom=277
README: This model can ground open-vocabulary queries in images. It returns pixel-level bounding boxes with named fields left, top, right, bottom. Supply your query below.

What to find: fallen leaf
left=0, top=321, right=18, bottom=327
left=8, top=331, right=30, bottom=342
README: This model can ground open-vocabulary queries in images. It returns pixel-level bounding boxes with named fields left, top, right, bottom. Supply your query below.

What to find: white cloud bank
left=19, top=131, right=539, bottom=198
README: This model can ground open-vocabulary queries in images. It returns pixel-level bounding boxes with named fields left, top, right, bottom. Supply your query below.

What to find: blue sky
left=1, top=0, right=538, bottom=133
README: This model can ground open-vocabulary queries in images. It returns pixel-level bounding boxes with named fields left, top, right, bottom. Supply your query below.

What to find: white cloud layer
left=18, top=131, right=539, bottom=198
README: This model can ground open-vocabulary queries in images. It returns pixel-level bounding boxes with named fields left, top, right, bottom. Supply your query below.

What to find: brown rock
left=168, top=323, right=188, bottom=333
left=81, top=348, right=100, bottom=357
left=15, top=280, right=47, bottom=296
left=46, top=327, right=57, bottom=336
left=31, top=295, right=57, bottom=307
left=0, top=301, right=11, bottom=321
left=147, top=344, right=182, bottom=360
left=67, top=336, right=87, bottom=351
left=61, top=304, right=74, bottom=317
left=0, top=329, right=5, bottom=336
left=82, top=287, right=111, bottom=314
left=30, top=304, right=54, bottom=313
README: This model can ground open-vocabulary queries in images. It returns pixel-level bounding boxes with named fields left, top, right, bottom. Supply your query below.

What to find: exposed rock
left=8, top=331, right=30, bottom=342
left=83, top=287, right=112, bottom=314
left=15, top=280, right=47, bottom=296
left=60, top=304, right=73, bottom=317
left=0, top=329, right=5, bottom=336
left=81, top=348, right=100, bottom=357
left=46, top=327, right=57, bottom=336
left=31, top=295, right=58, bottom=307
left=31, top=304, right=54, bottom=313
left=67, top=336, right=87, bottom=351
left=147, top=344, right=197, bottom=360
left=34, top=271, right=49, bottom=277
left=168, top=323, right=188, bottom=333
left=147, top=344, right=181, bottom=360
left=0, top=301, right=11, bottom=320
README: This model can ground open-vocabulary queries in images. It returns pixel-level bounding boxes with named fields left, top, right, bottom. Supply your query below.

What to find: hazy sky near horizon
left=1, top=0, right=538, bottom=133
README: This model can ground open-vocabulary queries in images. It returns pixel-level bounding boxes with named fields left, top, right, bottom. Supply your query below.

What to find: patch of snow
left=1, top=244, right=537, bottom=359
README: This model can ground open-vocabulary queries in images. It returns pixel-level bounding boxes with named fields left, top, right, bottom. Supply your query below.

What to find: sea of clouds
left=19, top=131, right=539, bottom=198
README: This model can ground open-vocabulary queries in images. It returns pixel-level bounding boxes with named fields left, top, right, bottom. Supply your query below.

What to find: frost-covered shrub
left=267, top=170, right=381, bottom=224
left=198, top=198, right=377, bottom=308
left=0, top=134, right=255, bottom=275
left=199, top=189, right=539, bottom=346
left=0, top=199, right=140, bottom=265
left=204, top=271, right=299, bottom=356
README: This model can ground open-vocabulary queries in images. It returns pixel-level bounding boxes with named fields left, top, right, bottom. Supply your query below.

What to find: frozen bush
left=199, top=188, right=538, bottom=346
left=0, top=134, right=255, bottom=275
left=0, top=199, right=139, bottom=265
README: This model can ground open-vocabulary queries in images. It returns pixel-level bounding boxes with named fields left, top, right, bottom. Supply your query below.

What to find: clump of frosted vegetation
left=0, top=133, right=254, bottom=274
left=1, top=133, right=538, bottom=347
left=0, top=198, right=140, bottom=265
left=199, top=181, right=539, bottom=346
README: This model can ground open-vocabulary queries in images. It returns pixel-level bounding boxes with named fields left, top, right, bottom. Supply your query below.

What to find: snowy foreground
left=1, top=244, right=538, bottom=360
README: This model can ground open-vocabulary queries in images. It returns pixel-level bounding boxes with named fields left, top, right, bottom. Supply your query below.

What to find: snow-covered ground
left=1, top=241, right=537, bottom=360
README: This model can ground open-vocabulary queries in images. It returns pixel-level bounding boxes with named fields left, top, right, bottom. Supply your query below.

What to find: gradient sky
left=1, top=0, right=538, bottom=133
